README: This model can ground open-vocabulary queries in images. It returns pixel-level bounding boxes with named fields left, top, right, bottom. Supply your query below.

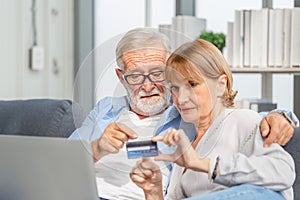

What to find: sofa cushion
left=0, top=99, right=85, bottom=138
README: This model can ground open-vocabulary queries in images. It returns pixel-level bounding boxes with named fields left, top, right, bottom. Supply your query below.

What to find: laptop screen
left=0, top=135, right=98, bottom=200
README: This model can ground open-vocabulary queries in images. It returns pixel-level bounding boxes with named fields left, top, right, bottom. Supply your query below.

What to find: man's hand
left=92, top=122, right=137, bottom=162
left=260, top=112, right=295, bottom=147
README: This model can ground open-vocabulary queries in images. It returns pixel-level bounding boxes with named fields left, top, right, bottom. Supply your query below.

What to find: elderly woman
left=130, top=39, right=295, bottom=200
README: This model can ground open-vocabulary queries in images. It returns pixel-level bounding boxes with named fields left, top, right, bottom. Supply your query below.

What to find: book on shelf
left=283, top=8, right=292, bottom=68
left=274, top=9, right=284, bottom=67
left=268, top=9, right=284, bottom=67
left=226, top=22, right=234, bottom=66
left=232, top=10, right=244, bottom=68
left=243, top=10, right=251, bottom=67
left=290, top=8, right=300, bottom=67
left=250, top=9, right=269, bottom=68
left=268, top=9, right=276, bottom=67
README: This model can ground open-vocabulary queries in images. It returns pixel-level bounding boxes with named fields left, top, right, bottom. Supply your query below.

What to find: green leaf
left=199, top=31, right=226, bottom=50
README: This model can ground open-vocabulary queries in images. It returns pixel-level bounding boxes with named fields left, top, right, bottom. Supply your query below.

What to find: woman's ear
left=115, top=68, right=125, bottom=84
left=216, top=74, right=227, bottom=97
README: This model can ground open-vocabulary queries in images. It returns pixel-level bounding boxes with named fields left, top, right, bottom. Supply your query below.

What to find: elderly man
left=69, top=28, right=298, bottom=200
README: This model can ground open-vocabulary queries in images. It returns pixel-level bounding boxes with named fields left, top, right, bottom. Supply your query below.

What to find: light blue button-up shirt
left=69, top=96, right=197, bottom=153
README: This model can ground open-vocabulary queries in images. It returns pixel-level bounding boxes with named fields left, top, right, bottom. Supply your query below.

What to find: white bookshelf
left=227, top=1, right=300, bottom=117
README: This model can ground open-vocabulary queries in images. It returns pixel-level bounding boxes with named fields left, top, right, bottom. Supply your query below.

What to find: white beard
left=126, top=86, right=170, bottom=116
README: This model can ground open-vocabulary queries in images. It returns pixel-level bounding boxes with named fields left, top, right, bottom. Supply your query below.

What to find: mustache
left=138, top=88, right=162, bottom=97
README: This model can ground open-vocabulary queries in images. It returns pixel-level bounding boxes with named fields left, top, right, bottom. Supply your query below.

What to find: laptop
left=0, top=135, right=99, bottom=200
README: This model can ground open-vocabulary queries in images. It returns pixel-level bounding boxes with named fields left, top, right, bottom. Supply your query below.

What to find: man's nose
left=141, top=77, right=155, bottom=92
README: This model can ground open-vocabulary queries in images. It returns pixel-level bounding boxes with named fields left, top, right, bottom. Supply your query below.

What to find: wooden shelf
left=230, top=67, right=300, bottom=74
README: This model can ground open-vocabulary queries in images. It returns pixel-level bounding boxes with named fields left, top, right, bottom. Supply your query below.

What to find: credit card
left=126, top=140, right=158, bottom=159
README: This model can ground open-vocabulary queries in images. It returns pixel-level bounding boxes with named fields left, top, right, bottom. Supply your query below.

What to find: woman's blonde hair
left=166, top=39, right=237, bottom=107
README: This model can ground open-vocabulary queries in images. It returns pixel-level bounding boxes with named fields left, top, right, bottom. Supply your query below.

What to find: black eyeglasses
left=123, top=71, right=165, bottom=85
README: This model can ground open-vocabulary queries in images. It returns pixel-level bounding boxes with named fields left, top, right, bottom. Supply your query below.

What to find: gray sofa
left=0, top=99, right=85, bottom=137
left=284, top=126, right=300, bottom=199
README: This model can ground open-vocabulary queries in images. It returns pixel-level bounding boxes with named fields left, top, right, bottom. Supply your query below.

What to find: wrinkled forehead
left=122, top=48, right=167, bottom=71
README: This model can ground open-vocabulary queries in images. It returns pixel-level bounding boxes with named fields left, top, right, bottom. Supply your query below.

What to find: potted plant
left=199, top=31, right=226, bottom=52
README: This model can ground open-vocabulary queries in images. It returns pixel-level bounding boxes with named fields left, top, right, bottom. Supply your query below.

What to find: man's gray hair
left=116, top=28, right=171, bottom=70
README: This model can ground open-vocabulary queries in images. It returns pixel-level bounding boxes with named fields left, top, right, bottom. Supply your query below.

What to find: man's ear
left=216, top=74, right=227, bottom=97
left=115, top=68, right=125, bottom=84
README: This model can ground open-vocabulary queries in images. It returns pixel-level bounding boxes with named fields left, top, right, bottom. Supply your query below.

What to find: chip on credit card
left=126, top=140, right=158, bottom=159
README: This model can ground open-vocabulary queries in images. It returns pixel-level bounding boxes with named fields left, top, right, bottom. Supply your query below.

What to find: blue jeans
left=184, top=184, right=284, bottom=200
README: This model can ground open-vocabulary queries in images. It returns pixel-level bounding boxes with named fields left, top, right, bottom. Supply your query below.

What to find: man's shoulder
left=95, top=96, right=128, bottom=108
left=163, top=104, right=180, bottom=117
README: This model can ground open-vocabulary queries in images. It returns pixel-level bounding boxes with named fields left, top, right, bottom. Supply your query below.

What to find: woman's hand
left=130, top=158, right=164, bottom=200
left=153, top=129, right=210, bottom=172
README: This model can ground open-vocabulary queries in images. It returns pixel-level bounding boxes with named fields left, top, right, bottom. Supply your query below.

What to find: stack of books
left=226, top=8, right=300, bottom=68
left=235, top=98, right=277, bottom=112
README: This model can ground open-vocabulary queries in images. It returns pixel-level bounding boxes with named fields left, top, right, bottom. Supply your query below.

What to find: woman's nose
left=177, top=88, right=189, bottom=104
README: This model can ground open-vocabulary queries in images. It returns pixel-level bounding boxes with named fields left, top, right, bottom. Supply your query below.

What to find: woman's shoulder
left=228, top=108, right=261, bottom=117
left=227, top=108, right=262, bottom=126
left=225, top=109, right=262, bottom=143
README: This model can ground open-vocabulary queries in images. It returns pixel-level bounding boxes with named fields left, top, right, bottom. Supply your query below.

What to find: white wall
left=94, top=0, right=175, bottom=102
left=93, top=0, right=145, bottom=102
left=0, top=0, right=74, bottom=100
